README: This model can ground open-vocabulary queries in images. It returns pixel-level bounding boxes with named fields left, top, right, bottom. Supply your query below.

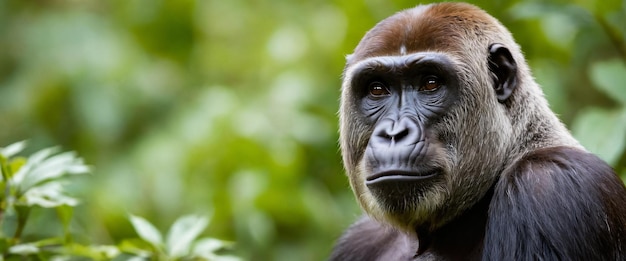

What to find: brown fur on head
left=339, top=3, right=579, bottom=233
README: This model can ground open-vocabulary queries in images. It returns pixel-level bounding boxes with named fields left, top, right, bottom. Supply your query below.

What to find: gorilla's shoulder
left=485, top=146, right=626, bottom=260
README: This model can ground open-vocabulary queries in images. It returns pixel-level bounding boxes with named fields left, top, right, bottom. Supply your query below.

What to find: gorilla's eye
left=368, top=82, right=391, bottom=97
left=421, top=76, right=442, bottom=91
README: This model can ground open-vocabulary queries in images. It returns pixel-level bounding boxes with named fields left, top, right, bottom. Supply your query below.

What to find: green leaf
left=572, top=108, right=626, bottom=165
left=9, top=157, right=27, bottom=178
left=12, top=147, right=58, bottom=185
left=190, top=237, right=241, bottom=261
left=20, top=182, right=80, bottom=208
left=1, top=141, right=27, bottom=158
left=61, top=243, right=121, bottom=259
left=166, top=214, right=209, bottom=257
left=56, top=204, right=74, bottom=240
left=192, top=238, right=234, bottom=256
left=129, top=214, right=163, bottom=247
left=589, top=59, right=626, bottom=105
left=117, top=238, right=154, bottom=257
left=16, top=151, right=90, bottom=192
left=9, top=146, right=90, bottom=196
left=9, top=243, right=39, bottom=255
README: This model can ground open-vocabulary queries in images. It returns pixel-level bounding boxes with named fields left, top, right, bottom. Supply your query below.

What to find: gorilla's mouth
left=365, top=169, right=440, bottom=185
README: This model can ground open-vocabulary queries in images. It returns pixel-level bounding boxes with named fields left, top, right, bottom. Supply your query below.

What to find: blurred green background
left=0, top=0, right=625, bottom=260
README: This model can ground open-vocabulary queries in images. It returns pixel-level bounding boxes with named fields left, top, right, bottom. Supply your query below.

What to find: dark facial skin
left=349, top=53, right=459, bottom=213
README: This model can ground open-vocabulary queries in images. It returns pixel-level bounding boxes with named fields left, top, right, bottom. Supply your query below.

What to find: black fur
left=329, top=217, right=417, bottom=261
left=484, top=146, right=626, bottom=260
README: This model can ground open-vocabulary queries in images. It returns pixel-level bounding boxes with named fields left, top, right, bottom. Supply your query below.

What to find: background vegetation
left=0, top=0, right=624, bottom=260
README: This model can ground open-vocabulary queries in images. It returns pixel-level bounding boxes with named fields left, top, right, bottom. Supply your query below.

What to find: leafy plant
left=0, top=141, right=90, bottom=258
left=122, top=214, right=239, bottom=261
left=572, top=60, right=626, bottom=166
left=0, top=141, right=239, bottom=260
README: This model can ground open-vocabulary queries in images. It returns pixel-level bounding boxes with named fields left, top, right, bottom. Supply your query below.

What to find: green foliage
left=0, top=0, right=624, bottom=260
left=125, top=214, right=239, bottom=260
left=0, top=142, right=238, bottom=260
left=0, top=141, right=88, bottom=239
left=0, top=141, right=91, bottom=258
left=572, top=59, right=626, bottom=165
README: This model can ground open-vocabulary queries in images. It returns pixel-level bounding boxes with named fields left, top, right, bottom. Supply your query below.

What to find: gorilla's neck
left=509, top=79, right=581, bottom=153
left=415, top=187, right=493, bottom=259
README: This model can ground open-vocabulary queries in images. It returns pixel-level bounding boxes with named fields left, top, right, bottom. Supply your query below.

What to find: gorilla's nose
left=371, top=118, right=420, bottom=147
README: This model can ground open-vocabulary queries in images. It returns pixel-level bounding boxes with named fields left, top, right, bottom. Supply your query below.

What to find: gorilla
left=330, top=2, right=626, bottom=260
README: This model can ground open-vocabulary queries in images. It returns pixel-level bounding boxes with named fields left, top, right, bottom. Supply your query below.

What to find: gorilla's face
left=346, top=54, right=457, bottom=223
left=339, top=4, right=518, bottom=232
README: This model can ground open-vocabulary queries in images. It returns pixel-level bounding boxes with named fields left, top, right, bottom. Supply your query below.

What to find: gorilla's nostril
left=393, top=129, right=409, bottom=141
left=379, top=128, right=409, bottom=142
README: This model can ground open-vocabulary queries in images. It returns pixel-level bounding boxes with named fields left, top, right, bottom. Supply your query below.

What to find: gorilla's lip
left=365, top=169, right=439, bottom=184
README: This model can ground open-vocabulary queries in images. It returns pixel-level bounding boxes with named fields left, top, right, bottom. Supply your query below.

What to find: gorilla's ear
left=488, top=44, right=517, bottom=103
